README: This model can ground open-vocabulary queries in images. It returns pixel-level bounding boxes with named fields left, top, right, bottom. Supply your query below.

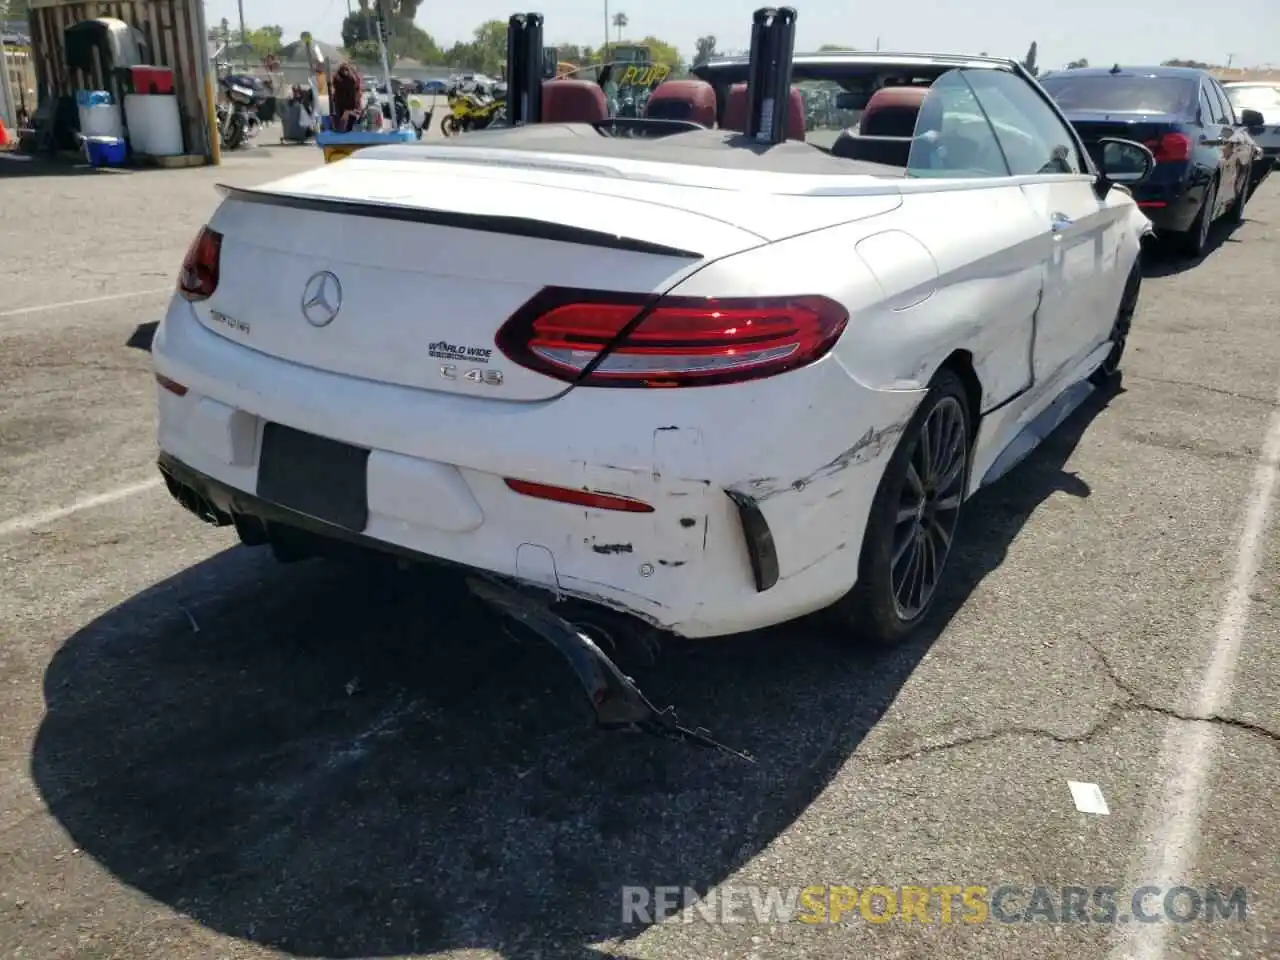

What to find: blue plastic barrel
left=76, top=90, right=113, bottom=107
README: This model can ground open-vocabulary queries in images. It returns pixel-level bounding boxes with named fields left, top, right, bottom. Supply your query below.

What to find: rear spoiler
left=213, top=183, right=705, bottom=259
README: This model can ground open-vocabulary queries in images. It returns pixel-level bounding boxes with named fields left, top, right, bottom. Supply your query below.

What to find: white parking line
left=0, top=477, right=164, bottom=539
left=1114, top=397, right=1280, bottom=960
left=0, top=288, right=171, bottom=321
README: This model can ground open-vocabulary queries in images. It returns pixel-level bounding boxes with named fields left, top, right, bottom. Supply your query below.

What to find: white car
left=1223, top=81, right=1280, bottom=166
left=153, top=48, right=1154, bottom=735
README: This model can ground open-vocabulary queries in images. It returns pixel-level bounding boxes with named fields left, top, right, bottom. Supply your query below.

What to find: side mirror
left=1096, top=136, right=1156, bottom=189
left=1239, top=108, right=1265, bottom=129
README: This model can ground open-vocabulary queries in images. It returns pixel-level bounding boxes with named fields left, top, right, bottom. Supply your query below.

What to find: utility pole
left=603, top=0, right=609, bottom=60
left=191, top=0, right=220, bottom=163
left=1225, top=53, right=1235, bottom=70
left=236, top=0, right=249, bottom=69
left=0, top=0, right=16, bottom=133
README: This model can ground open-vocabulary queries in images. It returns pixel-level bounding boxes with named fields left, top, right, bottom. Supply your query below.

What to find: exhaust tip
left=161, top=471, right=231, bottom=526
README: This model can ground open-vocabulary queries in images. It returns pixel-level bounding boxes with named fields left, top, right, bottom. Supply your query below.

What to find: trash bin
left=280, top=100, right=314, bottom=143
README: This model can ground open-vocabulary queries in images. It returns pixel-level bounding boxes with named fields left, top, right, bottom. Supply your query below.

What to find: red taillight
left=495, top=287, right=849, bottom=388
left=504, top=478, right=655, bottom=513
left=178, top=227, right=222, bottom=301
left=1142, top=132, right=1191, bottom=164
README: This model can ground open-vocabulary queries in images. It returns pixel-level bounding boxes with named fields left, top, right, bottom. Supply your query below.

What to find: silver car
left=1224, top=81, right=1280, bottom=165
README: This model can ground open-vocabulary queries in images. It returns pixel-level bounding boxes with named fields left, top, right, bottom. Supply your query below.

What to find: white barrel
left=78, top=103, right=125, bottom=140
left=123, top=93, right=183, bottom=156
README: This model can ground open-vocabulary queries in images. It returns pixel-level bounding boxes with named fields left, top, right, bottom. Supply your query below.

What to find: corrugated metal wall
left=27, top=0, right=211, bottom=158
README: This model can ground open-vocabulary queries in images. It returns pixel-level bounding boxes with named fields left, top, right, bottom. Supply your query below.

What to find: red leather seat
left=644, top=79, right=717, bottom=126
left=720, top=83, right=806, bottom=141
left=859, top=86, right=928, bottom=137
left=541, top=79, right=609, bottom=124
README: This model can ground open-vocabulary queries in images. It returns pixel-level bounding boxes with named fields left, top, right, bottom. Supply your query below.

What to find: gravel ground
left=0, top=150, right=1276, bottom=960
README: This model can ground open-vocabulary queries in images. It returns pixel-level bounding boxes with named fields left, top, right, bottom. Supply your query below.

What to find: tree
left=1066, top=58, right=1089, bottom=69
left=692, top=34, right=718, bottom=67
left=612, top=12, right=628, bottom=44
left=1162, top=57, right=1212, bottom=68
left=1022, top=40, right=1038, bottom=76
left=243, top=25, right=284, bottom=59
left=818, top=44, right=856, bottom=51
left=343, top=5, right=442, bottom=64
left=554, top=43, right=584, bottom=65
left=439, top=19, right=507, bottom=73
left=638, top=35, right=680, bottom=69
left=348, top=40, right=383, bottom=65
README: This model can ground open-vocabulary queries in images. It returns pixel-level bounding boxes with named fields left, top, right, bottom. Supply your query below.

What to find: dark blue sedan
left=1040, top=65, right=1258, bottom=256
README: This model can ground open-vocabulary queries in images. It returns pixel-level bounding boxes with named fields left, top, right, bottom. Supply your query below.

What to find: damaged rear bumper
left=155, top=300, right=919, bottom=637
left=158, top=452, right=752, bottom=757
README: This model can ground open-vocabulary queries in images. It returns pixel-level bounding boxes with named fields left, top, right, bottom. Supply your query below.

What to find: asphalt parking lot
left=0, top=151, right=1276, bottom=960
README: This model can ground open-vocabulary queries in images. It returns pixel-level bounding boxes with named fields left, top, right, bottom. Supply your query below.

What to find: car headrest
left=645, top=79, right=717, bottom=126
left=541, top=79, right=609, bottom=124
left=859, top=86, right=929, bottom=137
left=721, top=83, right=806, bottom=141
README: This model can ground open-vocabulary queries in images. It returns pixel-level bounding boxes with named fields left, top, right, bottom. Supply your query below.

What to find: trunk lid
left=197, top=154, right=901, bottom=402
left=1062, top=110, right=1185, bottom=146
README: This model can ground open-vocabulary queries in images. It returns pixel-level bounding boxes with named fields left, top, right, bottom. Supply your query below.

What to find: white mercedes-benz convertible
left=153, top=10, right=1155, bottom=745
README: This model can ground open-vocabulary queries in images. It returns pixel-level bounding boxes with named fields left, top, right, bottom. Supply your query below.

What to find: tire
left=829, top=369, right=972, bottom=647
left=440, top=115, right=458, bottom=137
left=1177, top=176, right=1217, bottom=258
left=1090, top=262, right=1142, bottom=386
left=222, top=115, right=245, bottom=150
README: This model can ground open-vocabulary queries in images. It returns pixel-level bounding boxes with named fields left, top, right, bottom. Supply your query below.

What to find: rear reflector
left=504, top=477, right=654, bottom=513
left=496, top=287, right=849, bottom=388
left=1143, top=132, right=1191, bottom=164
left=155, top=373, right=188, bottom=396
left=178, top=227, right=223, bottom=301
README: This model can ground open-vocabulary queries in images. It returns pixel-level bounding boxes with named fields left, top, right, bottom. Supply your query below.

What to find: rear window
left=1225, top=85, right=1280, bottom=114
left=1039, top=75, right=1197, bottom=115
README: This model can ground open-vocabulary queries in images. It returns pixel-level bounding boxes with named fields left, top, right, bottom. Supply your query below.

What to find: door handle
left=1050, top=212, right=1073, bottom=233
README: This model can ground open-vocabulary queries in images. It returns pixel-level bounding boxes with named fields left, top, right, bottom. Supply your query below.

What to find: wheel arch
left=936, top=349, right=984, bottom=438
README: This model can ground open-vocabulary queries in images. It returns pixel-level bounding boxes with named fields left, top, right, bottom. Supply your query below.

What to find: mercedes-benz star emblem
left=301, top=271, right=342, bottom=327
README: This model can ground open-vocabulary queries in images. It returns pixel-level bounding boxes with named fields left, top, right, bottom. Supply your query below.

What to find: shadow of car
left=32, top=383, right=1118, bottom=958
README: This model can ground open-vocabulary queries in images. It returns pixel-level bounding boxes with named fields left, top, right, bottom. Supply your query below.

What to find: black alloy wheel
left=832, top=369, right=971, bottom=646
left=1091, top=263, right=1142, bottom=385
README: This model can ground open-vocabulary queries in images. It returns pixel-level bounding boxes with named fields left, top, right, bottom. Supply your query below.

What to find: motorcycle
left=440, top=87, right=505, bottom=137
left=615, top=92, right=638, bottom=118
left=217, top=74, right=265, bottom=150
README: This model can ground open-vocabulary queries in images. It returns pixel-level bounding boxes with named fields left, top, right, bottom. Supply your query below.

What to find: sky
left=205, top=0, right=1280, bottom=71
